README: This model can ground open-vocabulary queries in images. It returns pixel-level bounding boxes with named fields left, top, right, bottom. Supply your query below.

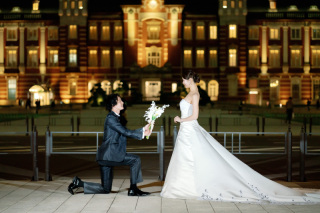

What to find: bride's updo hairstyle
left=182, top=70, right=200, bottom=83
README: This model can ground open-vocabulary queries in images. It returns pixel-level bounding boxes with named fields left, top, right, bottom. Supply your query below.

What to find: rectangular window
left=33, top=2, right=39, bottom=11
left=249, top=79, right=258, bottom=88
left=27, top=50, right=38, bottom=67
left=312, top=28, right=320, bottom=39
left=48, top=28, right=58, bottom=40
left=69, top=80, right=77, bottom=96
left=196, top=25, right=205, bottom=40
left=291, top=49, right=301, bottom=67
left=114, top=25, right=123, bottom=40
left=8, top=79, right=16, bottom=100
left=148, top=26, right=160, bottom=40
left=89, top=26, right=97, bottom=40
left=270, top=28, right=279, bottom=39
left=71, top=1, right=75, bottom=9
left=270, top=79, right=279, bottom=101
left=209, top=49, right=217, bottom=67
left=291, top=28, right=301, bottom=40
left=147, top=50, right=160, bottom=67
left=69, top=25, right=77, bottom=39
left=292, top=84, right=300, bottom=100
left=27, top=28, right=38, bottom=41
left=7, top=50, right=17, bottom=68
left=101, top=49, right=110, bottom=68
left=270, top=2, right=276, bottom=9
left=248, top=49, right=259, bottom=67
left=172, top=83, right=177, bottom=93
left=269, top=49, right=280, bottom=67
left=231, top=0, right=235, bottom=8
left=239, top=0, right=243, bottom=8
left=223, top=0, right=227, bottom=8
left=64, top=1, right=68, bottom=9
left=101, top=25, right=110, bottom=40
left=69, top=49, right=77, bottom=67
left=114, top=49, right=123, bottom=68
left=184, top=25, right=192, bottom=40
left=209, top=25, right=217, bottom=39
left=313, top=79, right=320, bottom=100
left=184, top=49, right=192, bottom=67
left=229, top=49, right=237, bottom=67
left=89, top=50, right=97, bottom=67
left=312, top=49, right=320, bottom=67
left=196, top=49, right=205, bottom=68
left=229, top=25, right=237, bottom=38
left=78, top=0, right=83, bottom=9
left=48, top=50, right=59, bottom=67
left=7, top=28, right=17, bottom=41
left=248, top=28, right=259, bottom=40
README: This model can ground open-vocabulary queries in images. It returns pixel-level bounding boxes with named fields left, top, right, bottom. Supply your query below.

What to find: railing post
left=31, top=116, right=34, bottom=131
left=168, top=116, right=171, bottom=136
left=32, top=126, right=39, bottom=181
left=159, top=126, right=164, bottom=181
left=26, top=116, right=29, bottom=136
left=286, top=126, right=292, bottom=182
left=303, top=117, right=307, bottom=133
left=162, top=117, right=166, bottom=135
left=256, top=117, right=260, bottom=136
left=77, top=116, right=80, bottom=136
left=262, top=117, right=265, bottom=136
left=299, top=126, right=306, bottom=182
left=215, top=117, right=218, bottom=136
left=173, top=126, right=177, bottom=148
left=209, top=116, right=212, bottom=132
left=45, top=126, right=52, bottom=181
left=71, top=116, right=74, bottom=136
left=309, top=117, right=312, bottom=135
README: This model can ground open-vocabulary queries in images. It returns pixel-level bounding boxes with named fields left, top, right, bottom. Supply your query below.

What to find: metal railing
left=173, top=126, right=293, bottom=181
left=45, top=126, right=165, bottom=181
left=0, top=127, right=39, bottom=181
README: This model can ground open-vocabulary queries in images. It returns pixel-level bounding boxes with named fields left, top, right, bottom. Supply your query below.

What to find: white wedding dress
left=160, top=99, right=320, bottom=204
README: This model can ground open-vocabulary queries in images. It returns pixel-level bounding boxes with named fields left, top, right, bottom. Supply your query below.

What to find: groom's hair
left=106, top=94, right=120, bottom=111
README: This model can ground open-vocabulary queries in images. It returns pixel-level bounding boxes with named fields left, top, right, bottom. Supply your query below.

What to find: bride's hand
left=174, top=116, right=181, bottom=123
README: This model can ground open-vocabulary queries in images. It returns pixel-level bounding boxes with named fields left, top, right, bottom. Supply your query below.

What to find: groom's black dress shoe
left=68, top=176, right=82, bottom=195
left=128, top=188, right=151, bottom=196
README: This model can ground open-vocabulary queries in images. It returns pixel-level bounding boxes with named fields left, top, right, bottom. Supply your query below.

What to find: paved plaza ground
left=1, top=104, right=320, bottom=212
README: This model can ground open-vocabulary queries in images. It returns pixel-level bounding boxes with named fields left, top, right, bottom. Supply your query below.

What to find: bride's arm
left=175, top=94, right=199, bottom=123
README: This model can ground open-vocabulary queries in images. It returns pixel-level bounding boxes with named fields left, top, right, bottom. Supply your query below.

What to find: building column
left=0, top=27, right=4, bottom=74
left=282, top=26, right=289, bottom=73
left=304, top=26, right=310, bottom=74
left=19, top=27, right=25, bottom=74
left=261, top=26, right=268, bottom=75
left=170, top=8, right=178, bottom=46
left=127, top=8, right=136, bottom=46
left=39, top=27, right=46, bottom=77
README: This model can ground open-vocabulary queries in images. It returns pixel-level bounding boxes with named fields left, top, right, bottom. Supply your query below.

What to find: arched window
left=198, top=80, right=206, bottom=90
left=208, top=80, right=219, bottom=101
left=101, top=80, right=112, bottom=95
left=113, top=80, right=123, bottom=90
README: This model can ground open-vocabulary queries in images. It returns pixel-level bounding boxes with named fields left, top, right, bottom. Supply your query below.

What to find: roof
left=247, top=0, right=320, bottom=12
left=0, top=0, right=59, bottom=13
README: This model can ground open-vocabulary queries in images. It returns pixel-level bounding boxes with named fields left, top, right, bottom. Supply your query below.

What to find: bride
left=160, top=70, right=320, bottom=204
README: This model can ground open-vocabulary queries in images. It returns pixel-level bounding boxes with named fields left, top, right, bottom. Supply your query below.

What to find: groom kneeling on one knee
left=68, top=94, right=152, bottom=196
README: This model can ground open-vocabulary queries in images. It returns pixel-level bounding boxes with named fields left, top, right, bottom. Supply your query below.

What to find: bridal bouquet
left=144, top=101, right=169, bottom=139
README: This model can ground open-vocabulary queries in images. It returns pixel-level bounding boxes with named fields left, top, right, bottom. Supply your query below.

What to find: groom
left=68, top=94, right=151, bottom=196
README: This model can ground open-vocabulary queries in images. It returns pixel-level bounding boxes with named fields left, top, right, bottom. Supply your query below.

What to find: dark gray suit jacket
left=96, top=111, right=143, bottom=162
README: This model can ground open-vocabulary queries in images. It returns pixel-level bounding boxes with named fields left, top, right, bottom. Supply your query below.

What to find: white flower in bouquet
left=144, top=101, right=169, bottom=139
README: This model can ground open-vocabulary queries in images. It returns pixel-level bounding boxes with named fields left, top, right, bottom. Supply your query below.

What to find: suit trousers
left=83, top=153, right=143, bottom=194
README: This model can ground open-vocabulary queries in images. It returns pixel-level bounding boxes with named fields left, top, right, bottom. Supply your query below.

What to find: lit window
left=69, top=80, right=77, bottom=96
left=27, top=28, right=38, bottom=41
left=223, top=0, right=227, bottom=8
left=270, top=28, right=279, bottom=39
left=239, top=0, right=243, bottom=8
left=209, top=25, right=217, bottom=39
left=69, top=25, right=77, bottom=39
left=89, top=26, right=97, bottom=40
left=248, top=49, right=259, bottom=67
left=172, top=83, right=177, bottom=93
left=231, top=1, right=235, bottom=8
left=7, top=28, right=17, bottom=41
left=71, top=1, right=75, bottom=9
left=101, top=25, right=110, bottom=40
left=184, top=25, right=192, bottom=40
left=78, top=1, right=83, bottom=9
left=313, top=79, right=320, bottom=100
left=27, top=50, right=38, bottom=67
left=198, top=80, right=206, bottom=90
left=64, top=1, right=67, bottom=9
left=48, top=28, right=58, bottom=40
left=312, top=49, right=320, bottom=67
left=113, top=80, right=123, bottom=90
left=114, top=49, right=123, bottom=68
left=208, top=80, right=219, bottom=101
left=291, top=78, right=301, bottom=100
left=209, top=49, right=217, bottom=67
left=147, top=47, right=160, bottom=67
left=248, top=28, right=259, bottom=40
left=101, top=80, right=112, bottom=95
left=33, top=1, right=39, bottom=11
left=196, top=25, right=205, bottom=40
left=48, top=50, right=59, bottom=67
left=291, top=49, right=301, bottom=67
left=8, top=79, right=17, bottom=100
left=196, top=49, right=205, bottom=68
left=7, top=50, right=17, bottom=68
left=148, top=26, right=160, bottom=40
left=229, top=25, right=237, bottom=38
left=270, top=1, right=276, bottom=9
left=291, top=28, right=301, bottom=40
left=312, top=28, right=320, bottom=39
left=114, top=25, right=123, bottom=40
left=270, top=79, right=279, bottom=101
left=269, top=49, right=280, bottom=67
left=69, top=49, right=77, bottom=67
left=229, top=49, right=237, bottom=67
left=88, top=50, right=97, bottom=67
left=101, top=49, right=110, bottom=68
left=184, top=49, right=192, bottom=67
